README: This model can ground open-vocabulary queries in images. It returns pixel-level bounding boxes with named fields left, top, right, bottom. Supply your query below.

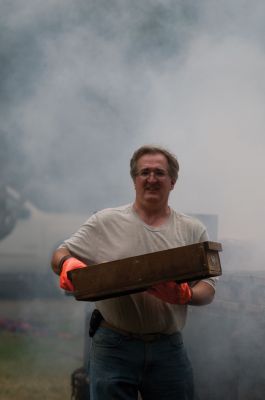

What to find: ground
left=0, top=295, right=92, bottom=400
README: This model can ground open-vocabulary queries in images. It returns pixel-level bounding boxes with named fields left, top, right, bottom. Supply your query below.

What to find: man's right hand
left=59, top=257, right=87, bottom=291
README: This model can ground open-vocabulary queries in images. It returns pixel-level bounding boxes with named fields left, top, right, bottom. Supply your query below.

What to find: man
left=51, top=145, right=216, bottom=400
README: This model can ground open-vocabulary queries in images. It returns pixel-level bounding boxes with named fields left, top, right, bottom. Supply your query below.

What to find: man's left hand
left=147, top=281, right=192, bottom=305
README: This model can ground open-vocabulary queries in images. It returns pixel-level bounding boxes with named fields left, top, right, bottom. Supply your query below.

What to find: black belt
left=100, top=320, right=171, bottom=342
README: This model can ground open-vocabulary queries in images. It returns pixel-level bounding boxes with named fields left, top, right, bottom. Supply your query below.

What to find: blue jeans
left=89, top=326, right=194, bottom=400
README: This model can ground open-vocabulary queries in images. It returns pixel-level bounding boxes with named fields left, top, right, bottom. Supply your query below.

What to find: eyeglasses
left=136, top=168, right=169, bottom=179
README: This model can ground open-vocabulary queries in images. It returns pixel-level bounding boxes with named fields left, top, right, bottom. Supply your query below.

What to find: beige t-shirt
left=61, top=204, right=216, bottom=334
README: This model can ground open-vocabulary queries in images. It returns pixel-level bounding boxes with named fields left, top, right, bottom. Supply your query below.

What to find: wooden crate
left=69, top=241, right=222, bottom=301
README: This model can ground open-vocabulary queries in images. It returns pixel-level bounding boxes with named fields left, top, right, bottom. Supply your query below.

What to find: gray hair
left=130, top=145, right=179, bottom=182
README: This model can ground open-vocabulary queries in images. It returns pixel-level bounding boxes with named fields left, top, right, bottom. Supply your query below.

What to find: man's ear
left=170, top=180, right=176, bottom=190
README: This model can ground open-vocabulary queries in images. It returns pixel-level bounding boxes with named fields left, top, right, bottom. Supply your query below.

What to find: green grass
left=0, top=297, right=89, bottom=400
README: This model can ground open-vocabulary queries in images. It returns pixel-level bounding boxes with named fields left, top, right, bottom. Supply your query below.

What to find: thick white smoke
left=1, top=0, right=265, bottom=252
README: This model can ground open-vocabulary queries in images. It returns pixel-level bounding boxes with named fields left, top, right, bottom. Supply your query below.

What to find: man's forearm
left=189, top=281, right=215, bottom=306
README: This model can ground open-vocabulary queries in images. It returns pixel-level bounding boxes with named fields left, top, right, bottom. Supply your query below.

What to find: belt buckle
left=130, top=333, right=162, bottom=342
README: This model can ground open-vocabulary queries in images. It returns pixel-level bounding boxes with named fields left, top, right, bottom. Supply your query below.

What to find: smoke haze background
left=1, top=0, right=265, bottom=247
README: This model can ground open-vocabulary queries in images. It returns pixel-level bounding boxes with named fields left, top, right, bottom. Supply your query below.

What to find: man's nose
left=146, top=172, right=158, bottom=182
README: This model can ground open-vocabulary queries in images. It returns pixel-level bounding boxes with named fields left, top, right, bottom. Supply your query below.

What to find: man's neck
left=133, top=202, right=171, bottom=227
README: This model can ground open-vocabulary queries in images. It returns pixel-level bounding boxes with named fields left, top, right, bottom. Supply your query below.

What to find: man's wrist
left=187, top=287, right=194, bottom=305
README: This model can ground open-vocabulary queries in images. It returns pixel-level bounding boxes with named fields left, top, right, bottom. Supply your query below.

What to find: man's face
left=134, top=153, right=175, bottom=208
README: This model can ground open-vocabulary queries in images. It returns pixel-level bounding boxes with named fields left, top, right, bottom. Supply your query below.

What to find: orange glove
left=59, top=256, right=87, bottom=291
left=147, top=281, right=193, bottom=305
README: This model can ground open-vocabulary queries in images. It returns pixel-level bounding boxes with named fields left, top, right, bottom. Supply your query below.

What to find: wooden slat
left=69, top=241, right=222, bottom=301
